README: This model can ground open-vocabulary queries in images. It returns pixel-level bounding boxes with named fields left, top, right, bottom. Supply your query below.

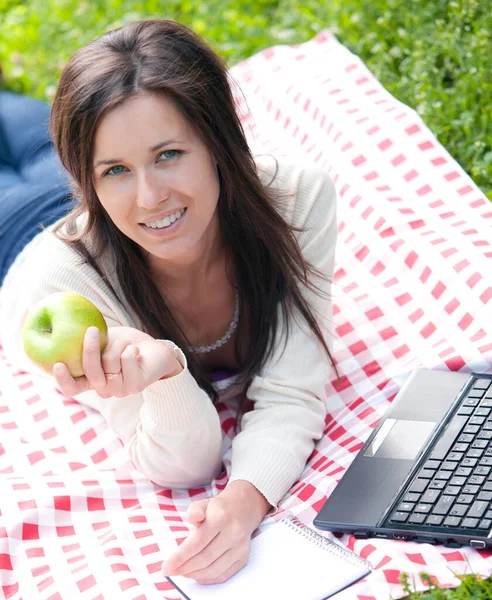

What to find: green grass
left=0, top=2, right=491, bottom=596
left=400, top=572, right=492, bottom=599
left=0, top=0, right=490, bottom=199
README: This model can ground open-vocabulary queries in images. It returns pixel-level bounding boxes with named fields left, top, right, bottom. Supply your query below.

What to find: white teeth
left=145, top=208, right=185, bottom=229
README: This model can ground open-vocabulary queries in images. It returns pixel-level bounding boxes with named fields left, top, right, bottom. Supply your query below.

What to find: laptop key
left=397, top=502, right=415, bottom=512
left=457, top=407, right=474, bottom=416
left=421, top=489, right=440, bottom=504
left=423, top=460, right=441, bottom=470
left=461, top=517, right=479, bottom=529
left=426, top=515, right=444, bottom=526
left=475, top=408, right=491, bottom=417
left=402, top=492, right=421, bottom=503
left=449, top=504, right=467, bottom=517
left=429, top=480, right=446, bottom=490
left=456, top=494, right=474, bottom=504
left=432, top=495, right=454, bottom=515
left=462, top=485, right=480, bottom=495
left=464, top=425, right=480, bottom=434
left=484, top=482, right=492, bottom=491
left=478, top=492, right=492, bottom=502
left=390, top=511, right=409, bottom=523
left=467, top=501, right=488, bottom=519
left=461, top=458, right=478, bottom=467
left=479, top=519, right=492, bottom=529
left=467, top=449, right=484, bottom=458
left=453, top=443, right=470, bottom=453
left=418, top=469, right=435, bottom=479
left=478, top=431, right=492, bottom=440
left=415, top=504, right=432, bottom=514
left=473, top=379, right=491, bottom=390
left=408, top=513, right=426, bottom=524
left=441, top=462, right=457, bottom=471
left=435, top=471, right=452, bottom=481
left=472, top=440, right=488, bottom=449
left=469, top=389, right=485, bottom=397
left=464, top=398, right=480, bottom=406
left=470, top=417, right=486, bottom=425
left=458, top=434, right=474, bottom=443
left=429, top=416, right=468, bottom=461
left=444, top=486, right=462, bottom=496
left=474, top=380, right=490, bottom=389
left=456, top=467, right=472, bottom=476
left=473, top=466, right=490, bottom=477
left=444, top=516, right=461, bottom=527
left=409, top=479, right=428, bottom=493
left=486, top=510, right=492, bottom=519
left=469, top=475, right=486, bottom=484
left=449, top=476, right=467, bottom=487
left=480, top=457, right=492, bottom=465
left=447, top=452, right=464, bottom=462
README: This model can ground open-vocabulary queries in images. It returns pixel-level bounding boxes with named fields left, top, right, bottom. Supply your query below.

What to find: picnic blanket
left=1, top=29, right=492, bottom=599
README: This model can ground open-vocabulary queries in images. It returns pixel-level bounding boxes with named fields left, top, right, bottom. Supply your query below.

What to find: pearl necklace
left=186, top=291, right=239, bottom=354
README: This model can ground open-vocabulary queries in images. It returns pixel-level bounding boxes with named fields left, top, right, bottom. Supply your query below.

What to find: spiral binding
left=281, top=515, right=373, bottom=571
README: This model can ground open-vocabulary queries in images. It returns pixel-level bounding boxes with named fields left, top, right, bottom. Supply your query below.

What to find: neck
left=148, top=234, right=229, bottom=301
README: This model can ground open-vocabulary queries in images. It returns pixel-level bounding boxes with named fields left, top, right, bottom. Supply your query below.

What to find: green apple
left=22, top=292, right=108, bottom=378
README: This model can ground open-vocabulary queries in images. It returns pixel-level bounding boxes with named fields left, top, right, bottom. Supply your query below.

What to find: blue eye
left=102, top=150, right=182, bottom=177
left=160, top=149, right=182, bottom=161
left=104, top=165, right=127, bottom=177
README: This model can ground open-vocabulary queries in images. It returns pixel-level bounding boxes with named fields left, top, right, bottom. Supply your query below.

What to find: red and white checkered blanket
left=1, top=30, right=492, bottom=599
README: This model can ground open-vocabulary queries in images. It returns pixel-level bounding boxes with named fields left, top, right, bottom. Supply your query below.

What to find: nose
left=136, top=169, right=170, bottom=209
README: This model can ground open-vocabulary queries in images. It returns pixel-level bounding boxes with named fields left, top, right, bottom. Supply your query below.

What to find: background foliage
left=401, top=572, right=492, bottom=599
left=0, top=0, right=490, bottom=201
left=0, top=2, right=491, bottom=597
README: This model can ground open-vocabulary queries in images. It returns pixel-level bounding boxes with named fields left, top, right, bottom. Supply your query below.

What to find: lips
left=140, top=207, right=186, bottom=227
left=142, top=208, right=186, bottom=229
left=138, top=207, right=187, bottom=236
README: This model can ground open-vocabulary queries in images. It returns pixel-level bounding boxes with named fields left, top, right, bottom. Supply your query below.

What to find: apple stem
left=41, top=329, right=52, bottom=334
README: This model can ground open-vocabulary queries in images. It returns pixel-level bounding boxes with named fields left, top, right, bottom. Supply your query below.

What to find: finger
left=162, top=526, right=219, bottom=574
left=193, top=556, right=247, bottom=585
left=187, top=499, right=209, bottom=526
left=53, top=362, right=90, bottom=396
left=101, top=339, right=132, bottom=375
left=175, top=541, right=232, bottom=578
left=82, top=327, right=106, bottom=388
left=120, top=344, right=141, bottom=393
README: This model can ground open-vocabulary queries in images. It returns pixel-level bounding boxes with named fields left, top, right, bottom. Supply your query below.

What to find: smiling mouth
left=141, top=208, right=187, bottom=229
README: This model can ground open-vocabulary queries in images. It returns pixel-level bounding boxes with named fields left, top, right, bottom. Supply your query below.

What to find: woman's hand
left=161, top=481, right=272, bottom=585
left=52, top=325, right=182, bottom=398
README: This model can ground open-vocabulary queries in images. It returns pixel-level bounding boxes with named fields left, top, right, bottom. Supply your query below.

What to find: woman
left=0, top=20, right=337, bottom=584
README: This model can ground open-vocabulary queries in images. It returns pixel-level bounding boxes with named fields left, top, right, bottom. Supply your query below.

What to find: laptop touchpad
left=364, top=419, right=437, bottom=460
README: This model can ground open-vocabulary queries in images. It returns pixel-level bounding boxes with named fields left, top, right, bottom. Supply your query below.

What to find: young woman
left=0, top=19, right=337, bottom=585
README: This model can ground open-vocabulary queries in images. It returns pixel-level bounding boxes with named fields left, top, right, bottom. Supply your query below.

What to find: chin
left=148, top=241, right=198, bottom=264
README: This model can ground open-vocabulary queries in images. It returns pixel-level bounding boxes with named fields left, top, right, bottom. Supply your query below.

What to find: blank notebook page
left=168, top=516, right=371, bottom=600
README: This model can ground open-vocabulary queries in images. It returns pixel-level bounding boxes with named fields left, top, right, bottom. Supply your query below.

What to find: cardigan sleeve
left=0, top=236, right=223, bottom=489
left=228, top=163, right=337, bottom=509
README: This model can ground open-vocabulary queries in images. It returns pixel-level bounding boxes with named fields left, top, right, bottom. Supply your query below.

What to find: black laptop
left=314, top=369, right=492, bottom=549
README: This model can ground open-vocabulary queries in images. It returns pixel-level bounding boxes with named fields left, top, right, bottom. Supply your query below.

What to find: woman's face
left=92, top=92, right=221, bottom=269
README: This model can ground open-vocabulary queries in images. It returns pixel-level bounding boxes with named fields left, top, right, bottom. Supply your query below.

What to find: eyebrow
left=93, top=139, right=182, bottom=168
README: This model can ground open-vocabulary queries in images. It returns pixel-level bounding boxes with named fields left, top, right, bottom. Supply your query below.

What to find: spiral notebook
left=167, top=515, right=372, bottom=600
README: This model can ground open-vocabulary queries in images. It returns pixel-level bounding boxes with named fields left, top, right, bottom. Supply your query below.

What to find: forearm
left=129, top=370, right=224, bottom=488
left=74, top=343, right=224, bottom=489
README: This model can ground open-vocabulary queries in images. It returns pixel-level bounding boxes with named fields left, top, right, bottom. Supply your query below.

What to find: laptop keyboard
left=387, top=377, right=492, bottom=532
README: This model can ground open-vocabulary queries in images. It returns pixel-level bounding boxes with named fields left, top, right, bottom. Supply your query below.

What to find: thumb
left=187, top=498, right=210, bottom=526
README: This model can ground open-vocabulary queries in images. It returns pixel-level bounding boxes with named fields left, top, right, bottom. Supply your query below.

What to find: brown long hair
left=49, top=19, right=337, bottom=431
